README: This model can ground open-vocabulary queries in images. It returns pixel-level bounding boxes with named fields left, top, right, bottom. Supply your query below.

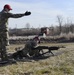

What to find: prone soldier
left=22, top=36, right=40, bottom=57
left=11, top=36, right=40, bottom=59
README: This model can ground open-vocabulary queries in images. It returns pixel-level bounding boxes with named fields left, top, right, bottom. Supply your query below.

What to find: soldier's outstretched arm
left=4, top=11, right=31, bottom=18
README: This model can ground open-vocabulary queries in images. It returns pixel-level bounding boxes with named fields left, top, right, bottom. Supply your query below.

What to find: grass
left=0, top=43, right=74, bottom=75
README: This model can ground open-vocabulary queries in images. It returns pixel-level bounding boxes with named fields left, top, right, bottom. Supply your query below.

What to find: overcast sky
left=0, top=0, right=74, bottom=28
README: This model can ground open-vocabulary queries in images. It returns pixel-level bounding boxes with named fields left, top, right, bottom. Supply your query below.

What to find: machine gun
left=29, top=46, right=65, bottom=57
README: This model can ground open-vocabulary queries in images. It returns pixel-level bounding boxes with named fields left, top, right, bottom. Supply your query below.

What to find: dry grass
left=0, top=43, right=74, bottom=75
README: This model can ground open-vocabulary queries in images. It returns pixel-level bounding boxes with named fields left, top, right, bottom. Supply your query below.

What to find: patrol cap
left=4, top=4, right=12, bottom=10
left=33, top=36, right=40, bottom=41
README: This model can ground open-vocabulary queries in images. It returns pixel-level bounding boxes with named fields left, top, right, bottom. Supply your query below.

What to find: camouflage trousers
left=22, top=47, right=40, bottom=57
left=0, top=31, right=9, bottom=61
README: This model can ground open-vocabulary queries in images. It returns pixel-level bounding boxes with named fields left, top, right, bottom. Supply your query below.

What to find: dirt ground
left=0, top=43, right=74, bottom=75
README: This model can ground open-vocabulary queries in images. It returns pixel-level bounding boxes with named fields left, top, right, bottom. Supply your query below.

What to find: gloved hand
left=24, top=11, right=31, bottom=16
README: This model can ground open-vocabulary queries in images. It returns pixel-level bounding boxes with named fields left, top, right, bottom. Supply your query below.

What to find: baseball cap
left=4, top=4, right=12, bottom=10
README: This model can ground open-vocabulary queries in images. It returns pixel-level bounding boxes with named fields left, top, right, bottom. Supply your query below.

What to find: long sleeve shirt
left=22, top=39, right=38, bottom=55
left=0, top=9, right=25, bottom=31
left=25, top=39, right=38, bottom=50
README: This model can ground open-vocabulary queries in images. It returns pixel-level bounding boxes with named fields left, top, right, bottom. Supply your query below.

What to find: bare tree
left=57, top=15, right=63, bottom=34
left=25, top=23, right=30, bottom=29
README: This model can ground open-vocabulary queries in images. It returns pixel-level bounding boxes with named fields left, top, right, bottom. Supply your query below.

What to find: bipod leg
left=50, top=51, right=54, bottom=56
left=49, top=50, right=54, bottom=56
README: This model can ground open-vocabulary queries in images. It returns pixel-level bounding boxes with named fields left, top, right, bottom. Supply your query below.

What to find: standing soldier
left=0, top=4, right=31, bottom=62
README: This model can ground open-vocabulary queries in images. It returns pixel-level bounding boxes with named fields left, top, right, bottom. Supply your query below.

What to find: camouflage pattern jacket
left=22, top=39, right=38, bottom=56
left=0, top=9, right=25, bottom=31
left=0, top=9, right=27, bottom=46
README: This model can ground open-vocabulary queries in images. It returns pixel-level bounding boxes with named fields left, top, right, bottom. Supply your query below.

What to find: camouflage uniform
left=22, top=39, right=39, bottom=57
left=0, top=9, right=29, bottom=61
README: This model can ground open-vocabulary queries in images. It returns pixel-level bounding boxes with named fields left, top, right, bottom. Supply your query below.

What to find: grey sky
left=0, top=0, right=74, bottom=28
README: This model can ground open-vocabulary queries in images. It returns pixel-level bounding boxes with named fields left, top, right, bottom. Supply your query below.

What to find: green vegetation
left=0, top=43, right=74, bottom=75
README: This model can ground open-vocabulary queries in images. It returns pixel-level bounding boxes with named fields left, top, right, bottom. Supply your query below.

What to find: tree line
left=9, top=15, right=74, bottom=36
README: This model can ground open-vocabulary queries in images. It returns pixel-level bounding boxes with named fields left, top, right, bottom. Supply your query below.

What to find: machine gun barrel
left=34, top=46, right=65, bottom=50
left=48, top=46, right=60, bottom=50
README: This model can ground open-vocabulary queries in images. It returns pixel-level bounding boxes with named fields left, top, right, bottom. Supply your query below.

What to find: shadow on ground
left=0, top=50, right=65, bottom=67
